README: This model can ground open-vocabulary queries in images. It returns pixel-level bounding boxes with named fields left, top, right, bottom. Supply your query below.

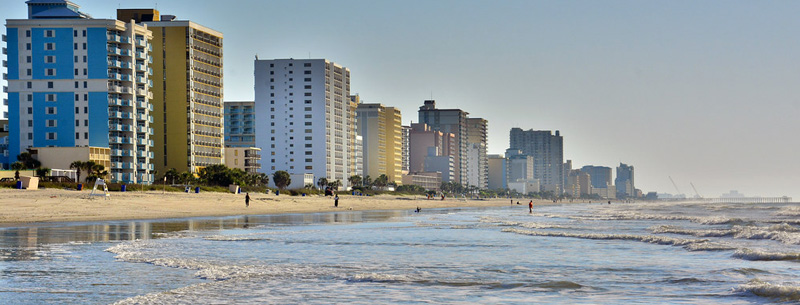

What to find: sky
left=3, top=0, right=799, bottom=199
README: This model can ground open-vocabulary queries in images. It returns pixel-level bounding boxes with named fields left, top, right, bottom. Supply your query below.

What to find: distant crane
left=669, top=176, right=682, bottom=195
left=690, top=182, right=702, bottom=199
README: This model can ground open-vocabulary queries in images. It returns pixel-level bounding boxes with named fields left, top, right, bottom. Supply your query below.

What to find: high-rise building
left=581, top=165, right=613, bottom=189
left=408, top=122, right=456, bottom=182
left=506, top=149, right=534, bottom=185
left=418, top=100, right=468, bottom=185
left=487, top=154, right=506, bottom=190
left=254, top=59, right=356, bottom=188
left=355, top=101, right=403, bottom=184
left=224, top=101, right=255, bottom=147
left=466, top=117, right=488, bottom=189
left=224, top=147, right=261, bottom=174
left=118, top=9, right=224, bottom=174
left=0, top=119, right=9, bottom=169
left=401, top=125, right=410, bottom=173
left=615, top=163, right=635, bottom=197
left=509, top=128, right=563, bottom=192
left=4, top=0, right=155, bottom=184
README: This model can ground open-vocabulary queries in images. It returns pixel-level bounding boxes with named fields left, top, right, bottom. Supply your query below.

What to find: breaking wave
left=500, top=228, right=727, bottom=251
left=732, top=248, right=800, bottom=261
left=736, top=279, right=800, bottom=301
left=651, top=223, right=800, bottom=244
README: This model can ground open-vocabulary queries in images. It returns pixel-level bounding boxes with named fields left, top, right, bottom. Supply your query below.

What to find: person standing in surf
left=529, top=200, right=533, bottom=213
left=245, top=193, right=251, bottom=207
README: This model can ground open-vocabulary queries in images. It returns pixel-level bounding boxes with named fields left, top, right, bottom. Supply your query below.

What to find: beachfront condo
left=254, top=59, right=358, bottom=189
left=417, top=100, right=469, bottom=185
left=355, top=100, right=404, bottom=185
left=466, top=117, right=488, bottom=189
left=3, top=0, right=155, bottom=184
left=224, top=101, right=255, bottom=148
left=117, top=9, right=225, bottom=175
left=509, top=128, right=565, bottom=193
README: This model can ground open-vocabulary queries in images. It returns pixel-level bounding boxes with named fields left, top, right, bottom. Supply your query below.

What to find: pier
left=700, top=196, right=793, bottom=204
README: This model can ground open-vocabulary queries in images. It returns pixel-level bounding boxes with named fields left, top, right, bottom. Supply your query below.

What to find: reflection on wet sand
left=0, top=209, right=419, bottom=260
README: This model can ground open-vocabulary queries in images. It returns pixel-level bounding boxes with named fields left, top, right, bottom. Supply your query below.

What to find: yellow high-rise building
left=117, top=9, right=224, bottom=174
left=355, top=101, right=403, bottom=185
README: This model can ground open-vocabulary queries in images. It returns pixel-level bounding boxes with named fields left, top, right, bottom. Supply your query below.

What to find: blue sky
left=3, top=0, right=799, bottom=198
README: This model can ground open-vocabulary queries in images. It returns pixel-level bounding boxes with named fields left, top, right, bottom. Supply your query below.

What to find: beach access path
left=0, top=188, right=554, bottom=226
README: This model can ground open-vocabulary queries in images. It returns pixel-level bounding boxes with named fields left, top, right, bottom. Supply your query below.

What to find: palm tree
left=348, top=175, right=362, bottom=187
left=363, top=175, right=372, bottom=188
left=374, top=174, right=389, bottom=189
left=272, top=171, right=291, bottom=190
left=317, top=177, right=329, bottom=190
left=70, top=161, right=86, bottom=183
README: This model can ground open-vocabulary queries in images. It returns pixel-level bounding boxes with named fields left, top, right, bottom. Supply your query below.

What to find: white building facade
left=254, top=58, right=356, bottom=188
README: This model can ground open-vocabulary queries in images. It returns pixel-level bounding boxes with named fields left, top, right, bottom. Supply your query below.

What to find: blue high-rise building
left=223, top=101, right=255, bottom=147
left=3, top=0, right=155, bottom=183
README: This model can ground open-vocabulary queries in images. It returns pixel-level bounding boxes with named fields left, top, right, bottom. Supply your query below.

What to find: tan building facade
left=355, top=102, right=403, bottom=184
left=224, top=147, right=261, bottom=174
left=118, top=9, right=225, bottom=175
left=30, top=146, right=111, bottom=182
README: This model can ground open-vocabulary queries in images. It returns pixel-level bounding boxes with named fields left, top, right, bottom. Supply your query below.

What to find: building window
left=46, top=107, right=57, bottom=114
left=305, top=166, right=313, bottom=170
left=270, top=71, right=274, bottom=75
left=305, top=158, right=312, bottom=162
left=304, top=70, right=311, bottom=74
left=305, top=151, right=312, bottom=155
left=305, top=100, right=312, bottom=104
left=304, top=92, right=311, bottom=96
left=27, top=69, right=31, bottom=76
left=45, top=43, right=55, bottom=50
left=27, top=95, right=32, bottom=101
left=74, top=43, right=78, bottom=50
left=304, top=85, right=311, bottom=89
left=75, top=107, right=79, bottom=114
left=304, top=122, right=312, bottom=126
left=82, top=30, right=86, bottom=37
left=305, top=144, right=312, bottom=148
left=28, top=133, right=33, bottom=140
left=73, top=30, right=77, bottom=37
left=84, top=132, right=88, bottom=139
left=304, top=63, right=311, bottom=67
left=45, top=30, right=54, bottom=37
left=304, top=78, right=311, bottom=82
left=46, top=69, right=55, bottom=76
left=46, top=56, right=55, bottom=63
left=27, top=120, right=33, bottom=127
left=305, top=136, right=312, bottom=140
left=84, top=119, right=88, bottom=126
left=46, top=94, right=56, bottom=102
left=47, top=120, right=57, bottom=127
left=75, top=132, right=80, bottom=139
left=26, top=43, right=31, bottom=50
left=47, top=132, right=57, bottom=140
left=47, top=82, right=54, bottom=88
left=26, top=56, right=31, bottom=63
left=26, top=30, right=30, bottom=37
left=82, top=43, right=86, bottom=50
left=304, top=107, right=312, bottom=111
left=75, top=120, right=79, bottom=127
left=27, top=82, right=32, bottom=89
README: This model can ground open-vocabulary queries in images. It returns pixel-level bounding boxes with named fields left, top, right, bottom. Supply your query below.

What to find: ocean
left=1, top=200, right=800, bottom=304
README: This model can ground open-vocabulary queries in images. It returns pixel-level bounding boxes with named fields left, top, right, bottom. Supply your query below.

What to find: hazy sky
left=3, top=1, right=799, bottom=199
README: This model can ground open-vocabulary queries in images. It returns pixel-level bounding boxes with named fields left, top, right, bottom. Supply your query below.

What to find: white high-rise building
left=254, top=59, right=356, bottom=188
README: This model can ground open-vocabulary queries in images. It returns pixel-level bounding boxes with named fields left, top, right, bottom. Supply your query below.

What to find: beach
left=0, top=188, right=549, bottom=225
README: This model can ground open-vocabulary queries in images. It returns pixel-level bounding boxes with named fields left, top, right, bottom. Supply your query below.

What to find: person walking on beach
left=245, top=192, right=250, bottom=207
left=334, top=194, right=339, bottom=207
left=528, top=200, right=533, bottom=213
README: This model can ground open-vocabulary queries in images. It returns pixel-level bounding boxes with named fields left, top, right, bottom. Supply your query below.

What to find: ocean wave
left=735, top=279, right=800, bottom=301
left=732, top=248, right=800, bottom=261
left=600, top=211, right=744, bottom=225
left=203, top=235, right=271, bottom=242
left=501, top=228, right=714, bottom=250
left=776, top=207, right=800, bottom=217
left=650, top=224, right=800, bottom=245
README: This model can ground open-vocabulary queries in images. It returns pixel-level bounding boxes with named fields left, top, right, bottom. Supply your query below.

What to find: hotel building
left=117, top=9, right=224, bottom=174
left=4, top=0, right=155, bottom=183
left=355, top=101, right=403, bottom=184
left=254, top=58, right=357, bottom=188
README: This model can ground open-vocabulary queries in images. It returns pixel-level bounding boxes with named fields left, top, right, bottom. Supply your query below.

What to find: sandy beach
left=0, top=188, right=553, bottom=226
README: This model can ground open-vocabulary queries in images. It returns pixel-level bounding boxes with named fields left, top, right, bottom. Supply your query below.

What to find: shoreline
left=0, top=188, right=560, bottom=227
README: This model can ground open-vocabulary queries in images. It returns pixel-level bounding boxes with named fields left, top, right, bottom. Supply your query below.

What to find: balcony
left=109, top=98, right=133, bottom=107
left=136, top=76, right=146, bottom=84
